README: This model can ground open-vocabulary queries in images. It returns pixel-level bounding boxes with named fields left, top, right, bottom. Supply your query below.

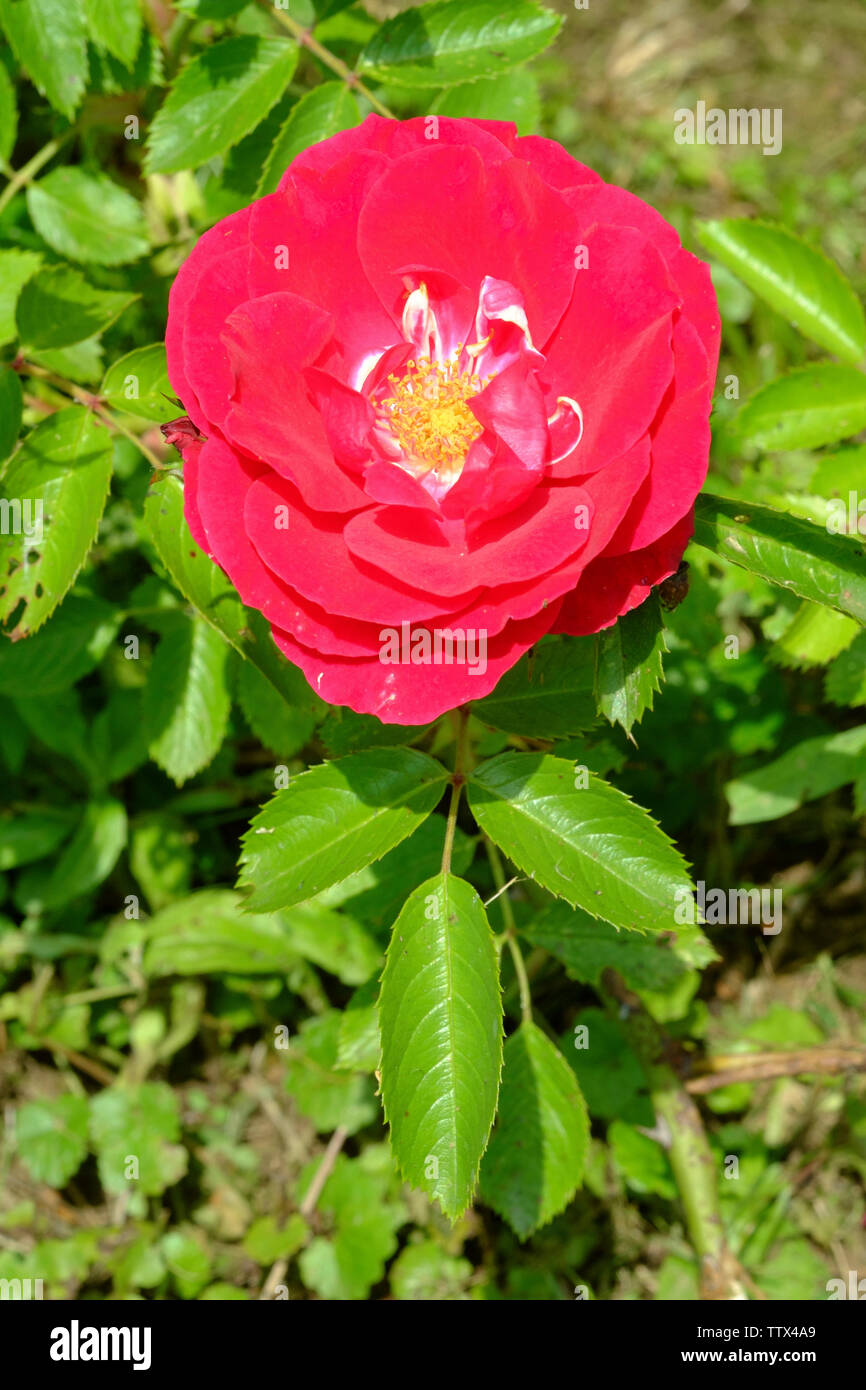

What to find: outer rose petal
left=171, top=431, right=209, bottom=555
left=244, top=473, right=481, bottom=624
left=556, top=513, right=694, bottom=636
left=248, top=152, right=399, bottom=378
left=562, top=180, right=722, bottom=370
left=270, top=602, right=562, bottom=724
left=541, top=224, right=679, bottom=476
left=512, top=133, right=603, bottom=191
left=278, top=113, right=515, bottom=182
left=189, top=438, right=361, bottom=653
left=220, top=293, right=370, bottom=513
left=166, top=203, right=253, bottom=434
left=607, top=317, right=712, bottom=554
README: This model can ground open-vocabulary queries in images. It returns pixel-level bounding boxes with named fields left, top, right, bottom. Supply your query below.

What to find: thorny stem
left=0, top=131, right=74, bottom=217
left=602, top=968, right=756, bottom=1301
left=261, top=1, right=397, bottom=119
left=486, top=838, right=532, bottom=1024
left=15, top=360, right=164, bottom=470
left=441, top=707, right=470, bottom=876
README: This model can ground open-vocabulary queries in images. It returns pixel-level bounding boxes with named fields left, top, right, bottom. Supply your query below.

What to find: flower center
left=375, top=350, right=494, bottom=484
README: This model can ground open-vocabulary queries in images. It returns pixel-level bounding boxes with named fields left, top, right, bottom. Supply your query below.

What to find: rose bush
left=165, top=114, right=719, bottom=724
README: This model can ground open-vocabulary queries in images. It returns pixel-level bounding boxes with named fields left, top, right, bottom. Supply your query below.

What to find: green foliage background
left=0, top=0, right=865, bottom=1301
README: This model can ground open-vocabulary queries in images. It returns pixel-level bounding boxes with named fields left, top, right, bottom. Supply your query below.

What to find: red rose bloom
left=165, top=115, right=719, bottom=724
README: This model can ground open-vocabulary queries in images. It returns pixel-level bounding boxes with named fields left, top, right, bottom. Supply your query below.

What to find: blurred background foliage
left=0, top=0, right=864, bottom=1300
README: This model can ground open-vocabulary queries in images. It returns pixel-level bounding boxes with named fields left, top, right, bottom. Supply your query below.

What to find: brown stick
left=686, top=1045, right=866, bottom=1094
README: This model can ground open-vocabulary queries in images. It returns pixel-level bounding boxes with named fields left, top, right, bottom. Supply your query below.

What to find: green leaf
left=145, top=472, right=323, bottom=717
left=432, top=68, right=540, bottom=133
left=0, top=412, right=113, bottom=636
left=146, top=617, right=231, bottom=786
left=0, top=248, right=41, bottom=346
left=142, top=889, right=299, bottom=976
left=90, top=688, right=150, bottom=785
left=609, top=1120, right=676, bottom=1199
left=769, top=600, right=858, bottom=671
left=825, top=629, right=866, bottom=707
left=89, top=24, right=162, bottom=95
left=83, top=0, right=141, bottom=67
left=278, top=904, right=380, bottom=985
left=390, top=1239, right=473, bottom=1301
left=595, top=592, right=666, bottom=733
left=0, top=364, right=22, bottom=460
left=726, top=724, right=866, bottom=825
left=101, top=344, right=176, bottom=422
left=297, top=1152, right=404, bottom=1299
left=16, top=264, right=137, bottom=351
left=469, top=752, right=694, bottom=932
left=735, top=365, right=866, bottom=452
left=524, top=900, right=715, bottom=994
left=174, top=0, right=249, bottom=17
left=16, top=1096, right=89, bottom=1187
left=235, top=658, right=315, bottom=757
left=316, top=815, right=474, bottom=929
left=35, top=334, right=104, bottom=386
left=16, top=797, right=127, bottom=913
left=160, top=1229, right=211, bottom=1300
left=0, top=0, right=88, bottom=119
left=243, top=1214, right=308, bottom=1265
left=358, top=0, right=562, bottom=89
left=0, top=595, right=118, bottom=695
left=145, top=36, right=298, bottom=174
left=562, top=1009, right=653, bottom=1125
left=336, top=981, right=380, bottom=1073
left=379, top=873, right=502, bottom=1220
left=287, top=1012, right=377, bottom=1135
left=0, top=61, right=17, bottom=167
left=480, top=1022, right=588, bottom=1239
left=12, top=690, right=92, bottom=774
left=27, top=167, right=149, bottom=267
left=129, top=812, right=192, bottom=910
left=238, top=748, right=448, bottom=912
left=0, top=808, right=73, bottom=869
left=257, top=83, right=360, bottom=197
left=696, top=219, right=866, bottom=365
left=319, top=706, right=429, bottom=756
left=471, top=636, right=597, bottom=736
left=692, top=493, right=866, bottom=625
left=811, top=444, right=866, bottom=500
left=89, top=1082, right=187, bottom=1196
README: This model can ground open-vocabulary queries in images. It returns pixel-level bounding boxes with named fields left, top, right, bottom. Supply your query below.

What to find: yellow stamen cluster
left=376, top=350, right=494, bottom=477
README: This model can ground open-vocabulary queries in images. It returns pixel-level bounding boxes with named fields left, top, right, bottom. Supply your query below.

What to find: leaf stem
left=15, top=359, right=164, bottom=470
left=0, top=130, right=73, bottom=218
left=486, top=837, right=532, bottom=1023
left=260, top=1, right=397, bottom=119
left=441, top=707, right=470, bottom=876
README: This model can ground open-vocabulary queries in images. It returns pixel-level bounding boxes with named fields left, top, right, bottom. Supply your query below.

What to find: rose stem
left=601, top=967, right=759, bottom=1300
left=260, top=1, right=397, bottom=119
